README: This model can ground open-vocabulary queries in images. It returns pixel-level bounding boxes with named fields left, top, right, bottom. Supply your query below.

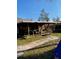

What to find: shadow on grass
left=17, top=50, right=55, bottom=59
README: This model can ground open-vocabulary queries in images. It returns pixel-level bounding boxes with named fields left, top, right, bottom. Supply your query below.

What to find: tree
left=52, top=17, right=60, bottom=22
left=38, top=9, right=49, bottom=22
left=52, top=17, right=56, bottom=22
left=56, top=17, right=60, bottom=22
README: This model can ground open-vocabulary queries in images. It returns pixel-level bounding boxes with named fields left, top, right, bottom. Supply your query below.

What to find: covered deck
left=17, top=21, right=61, bottom=38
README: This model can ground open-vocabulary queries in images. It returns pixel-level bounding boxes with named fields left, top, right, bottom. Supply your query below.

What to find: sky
left=17, top=0, right=61, bottom=21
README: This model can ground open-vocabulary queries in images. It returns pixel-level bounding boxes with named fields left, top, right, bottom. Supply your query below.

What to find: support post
left=27, top=24, right=30, bottom=35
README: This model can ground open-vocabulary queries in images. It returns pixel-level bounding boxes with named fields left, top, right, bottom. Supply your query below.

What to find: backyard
left=17, top=33, right=61, bottom=59
left=17, top=33, right=61, bottom=45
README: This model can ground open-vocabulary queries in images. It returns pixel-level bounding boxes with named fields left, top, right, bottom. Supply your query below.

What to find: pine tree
left=38, top=9, right=49, bottom=22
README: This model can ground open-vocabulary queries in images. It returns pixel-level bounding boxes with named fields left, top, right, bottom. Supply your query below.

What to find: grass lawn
left=17, top=33, right=61, bottom=45
left=18, top=40, right=59, bottom=59
left=51, top=33, right=61, bottom=37
left=17, top=33, right=61, bottom=59
left=17, top=35, right=47, bottom=45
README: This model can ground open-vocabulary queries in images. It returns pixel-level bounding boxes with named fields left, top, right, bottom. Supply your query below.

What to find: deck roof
left=17, top=18, right=61, bottom=24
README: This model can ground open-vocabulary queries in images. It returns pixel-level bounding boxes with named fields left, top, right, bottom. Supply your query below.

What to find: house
left=17, top=18, right=61, bottom=38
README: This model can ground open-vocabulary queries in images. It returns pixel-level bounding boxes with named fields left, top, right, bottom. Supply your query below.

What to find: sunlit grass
left=18, top=41, right=58, bottom=59
left=17, top=33, right=61, bottom=45
left=17, top=35, right=47, bottom=45
left=51, top=33, right=61, bottom=37
left=17, top=33, right=61, bottom=59
left=24, top=45, right=57, bottom=57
